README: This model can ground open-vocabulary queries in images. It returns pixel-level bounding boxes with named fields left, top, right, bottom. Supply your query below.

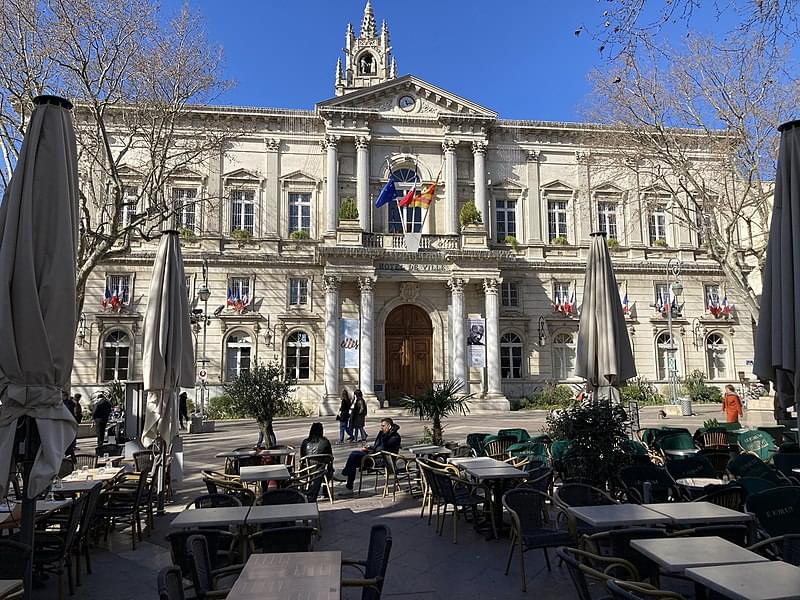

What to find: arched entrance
left=384, top=304, right=433, bottom=404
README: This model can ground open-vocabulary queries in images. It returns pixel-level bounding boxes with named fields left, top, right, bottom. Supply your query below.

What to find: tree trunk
left=432, top=416, right=443, bottom=446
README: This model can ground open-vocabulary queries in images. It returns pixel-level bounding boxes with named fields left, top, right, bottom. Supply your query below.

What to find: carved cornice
left=320, top=134, right=341, bottom=151
left=575, top=150, right=592, bottom=164
left=526, top=150, right=540, bottom=163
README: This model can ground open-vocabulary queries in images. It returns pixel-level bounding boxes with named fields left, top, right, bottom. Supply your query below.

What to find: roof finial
left=335, top=57, right=342, bottom=85
left=361, top=0, right=376, bottom=38
left=390, top=57, right=397, bottom=78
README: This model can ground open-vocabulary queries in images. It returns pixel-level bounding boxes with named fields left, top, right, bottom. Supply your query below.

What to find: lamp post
left=665, top=259, right=688, bottom=415
left=196, top=258, right=211, bottom=419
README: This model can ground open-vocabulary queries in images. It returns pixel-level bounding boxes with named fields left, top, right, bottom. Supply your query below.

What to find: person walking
left=91, top=391, right=112, bottom=451
left=722, top=384, right=744, bottom=423
left=179, top=391, right=189, bottom=429
left=73, top=392, right=83, bottom=423
left=337, top=389, right=353, bottom=444
left=351, top=389, right=368, bottom=443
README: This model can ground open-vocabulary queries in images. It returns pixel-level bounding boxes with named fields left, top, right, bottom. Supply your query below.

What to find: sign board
left=198, top=369, right=207, bottom=382
left=340, top=318, right=360, bottom=368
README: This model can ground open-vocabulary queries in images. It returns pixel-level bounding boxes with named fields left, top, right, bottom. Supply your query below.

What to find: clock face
left=398, top=95, right=416, bottom=111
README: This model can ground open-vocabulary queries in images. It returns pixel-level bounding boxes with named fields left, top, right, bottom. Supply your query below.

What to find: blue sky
left=166, top=0, right=610, bottom=121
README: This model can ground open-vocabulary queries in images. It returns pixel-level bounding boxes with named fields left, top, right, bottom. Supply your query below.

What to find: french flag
left=722, top=295, right=731, bottom=317
left=226, top=287, right=235, bottom=307
left=622, top=292, right=629, bottom=315
left=101, top=286, right=111, bottom=309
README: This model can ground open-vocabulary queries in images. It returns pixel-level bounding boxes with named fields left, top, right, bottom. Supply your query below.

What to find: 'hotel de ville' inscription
left=376, top=262, right=448, bottom=273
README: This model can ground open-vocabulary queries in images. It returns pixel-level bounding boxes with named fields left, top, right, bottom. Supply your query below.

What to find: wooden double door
left=384, top=304, right=433, bottom=404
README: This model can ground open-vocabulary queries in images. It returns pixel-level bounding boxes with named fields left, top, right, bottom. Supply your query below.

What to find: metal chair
left=692, top=482, right=745, bottom=511
left=167, top=529, right=237, bottom=577
left=697, top=448, right=733, bottom=478
left=584, top=527, right=668, bottom=583
left=248, top=526, right=316, bottom=554
left=94, top=469, right=149, bottom=550
left=617, top=465, right=677, bottom=503
left=380, top=451, right=418, bottom=500
left=187, top=493, right=242, bottom=509
left=341, top=524, right=393, bottom=600
left=73, top=481, right=103, bottom=585
left=299, top=453, right=335, bottom=503
left=482, top=435, right=516, bottom=461
left=186, top=534, right=243, bottom=600
left=557, top=547, right=640, bottom=600
left=554, top=482, right=619, bottom=537
left=749, top=533, right=800, bottom=565
left=465, top=433, right=492, bottom=457
left=607, top=580, right=687, bottom=599
left=501, top=488, right=574, bottom=591
left=73, top=454, right=97, bottom=470
left=94, top=443, right=123, bottom=457
left=429, top=467, right=494, bottom=543
left=746, top=486, right=800, bottom=537
left=157, top=565, right=185, bottom=600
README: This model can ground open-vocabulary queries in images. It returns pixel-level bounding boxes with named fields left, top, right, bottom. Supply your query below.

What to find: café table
left=55, top=479, right=104, bottom=494
left=459, top=460, right=527, bottom=538
left=630, top=536, right=767, bottom=575
left=448, top=456, right=500, bottom=468
left=568, top=504, right=671, bottom=528
left=686, top=561, right=800, bottom=600
left=246, top=503, right=320, bottom=529
left=226, top=550, right=341, bottom=600
left=62, top=466, right=124, bottom=483
left=239, top=465, right=291, bottom=494
left=407, top=444, right=452, bottom=457
left=0, top=499, right=73, bottom=531
left=644, top=501, right=754, bottom=539
left=0, top=579, right=22, bottom=599
left=169, top=506, right=250, bottom=529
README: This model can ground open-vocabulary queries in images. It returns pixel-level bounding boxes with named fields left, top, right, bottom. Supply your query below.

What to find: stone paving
left=31, top=404, right=729, bottom=599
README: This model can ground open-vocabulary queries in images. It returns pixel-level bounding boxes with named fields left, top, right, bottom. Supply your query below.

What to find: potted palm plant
left=401, top=379, right=474, bottom=446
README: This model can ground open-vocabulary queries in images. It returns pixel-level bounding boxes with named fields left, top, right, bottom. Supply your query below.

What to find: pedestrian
left=722, top=384, right=744, bottom=424
left=73, top=392, right=83, bottom=423
left=91, top=390, right=112, bottom=451
left=179, top=391, right=189, bottom=429
left=334, top=418, right=401, bottom=491
left=63, top=393, right=77, bottom=458
left=351, top=389, right=368, bottom=442
left=336, top=389, right=353, bottom=444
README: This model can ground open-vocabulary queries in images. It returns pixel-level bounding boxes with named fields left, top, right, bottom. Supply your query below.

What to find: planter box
left=461, top=224, right=487, bottom=249
left=336, top=223, right=363, bottom=246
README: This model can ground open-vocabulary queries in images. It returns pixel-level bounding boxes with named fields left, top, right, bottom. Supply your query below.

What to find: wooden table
left=630, top=536, right=767, bottom=574
left=0, top=579, right=22, bottom=599
left=246, top=503, right=319, bottom=528
left=227, top=551, right=341, bottom=600
left=686, top=561, right=800, bottom=600
left=169, top=506, right=250, bottom=529
left=644, top=501, right=753, bottom=525
left=568, top=504, right=671, bottom=528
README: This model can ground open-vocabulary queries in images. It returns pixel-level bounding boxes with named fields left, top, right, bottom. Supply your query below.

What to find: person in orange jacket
left=722, top=384, right=744, bottom=423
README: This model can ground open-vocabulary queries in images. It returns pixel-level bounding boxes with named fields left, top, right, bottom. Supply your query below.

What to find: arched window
left=225, top=331, right=252, bottom=381
left=387, top=167, right=422, bottom=233
left=500, top=333, right=523, bottom=379
left=552, top=332, right=575, bottom=380
left=102, top=330, right=130, bottom=381
left=285, top=331, right=311, bottom=380
left=655, top=332, right=677, bottom=380
left=706, top=333, right=728, bottom=380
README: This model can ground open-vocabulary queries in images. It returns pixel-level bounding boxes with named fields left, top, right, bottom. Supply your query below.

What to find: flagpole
left=419, top=164, right=443, bottom=233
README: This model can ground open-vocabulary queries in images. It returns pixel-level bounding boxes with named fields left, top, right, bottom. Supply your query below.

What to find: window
left=597, top=201, right=618, bottom=239
left=227, top=277, right=250, bottom=305
left=102, top=330, right=130, bottom=381
left=656, top=332, right=677, bottom=380
left=285, top=330, right=311, bottom=380
left=495, top=199, right=517, bottom=243
left=225, top=332, right=252, bottom=381
left=706, top=333, right=728, bottom=380
left=387, top=167, right=421, bottom=233
left=547, top=199, right=568, bottom=241
left=654, top=282, right=669, bottom=310
left=288, top=192, right=311, bottom=235
left=648, top=204, right=667, bottom=245
left=500, top=333, right=523, bottom=379
left=106, top=274, right=131, bottom=305
left=289, top=278, right=309, bottom=307
left=230, top=189, right=255, bottom=234
left=501, top=282, right=519, bottom=308
left=185, top=276, right=192, bottom=300
left=552, top=332, right=576, bottom=380
left=172, top=187, right=196, bottom=231
left=121, top=186, right=138, bottom=227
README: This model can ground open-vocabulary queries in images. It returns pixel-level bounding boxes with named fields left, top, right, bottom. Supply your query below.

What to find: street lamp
left=665, top=259, right=689, bottom=415
left=196, top=258, right=211, bottom=419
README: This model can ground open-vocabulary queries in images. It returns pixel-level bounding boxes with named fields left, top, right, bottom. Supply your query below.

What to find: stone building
left=71, top=2, right=756, bottom=414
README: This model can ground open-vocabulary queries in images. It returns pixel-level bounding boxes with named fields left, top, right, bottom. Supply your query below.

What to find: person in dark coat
left=335, top=418, right=401, bottom=491
left=73, top=392, right=83, bottom=423
left=300, top=422, right=334, bottom=477
left=91, top=391, right=112, bottom=451
left=63, top=393, right=77, bottom=458
left=179, top=392, right=189, bottom=429
left=337, top=389, right=353, bottom=444
left=350, top=389, right=368, bottom=442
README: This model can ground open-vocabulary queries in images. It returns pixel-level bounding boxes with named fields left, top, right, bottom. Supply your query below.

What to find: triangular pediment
left=541, top=180, right=575, bottom=194
left=223, top=168, right=262, bottom=182
left=594, top=182, right=625, bottom=195
left=317, top=75, right=496, bottom=119
left=491, top=178, right=526, bottom=193
left=169, top=166, right=206, bottom=181
left=280, top=170, right=319, bottom=185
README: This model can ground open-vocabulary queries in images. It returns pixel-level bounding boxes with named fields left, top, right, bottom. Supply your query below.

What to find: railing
left=363, top=233, right=459, bottom=250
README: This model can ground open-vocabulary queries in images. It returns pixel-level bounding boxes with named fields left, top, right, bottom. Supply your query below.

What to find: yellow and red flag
left=412, top=181, right=437, bottom=209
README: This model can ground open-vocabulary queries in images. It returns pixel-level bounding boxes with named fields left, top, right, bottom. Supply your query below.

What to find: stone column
left=448, top=277, right=467, bottom=389
left=576, top=151, right=593, bottom=242
left=526, top=150, right=543, bottom=244
left=263, top=139, right=280, bottom=237
left=484, top=278, right=503, bottom=397
left=472, top=140, right=488, bottom=231
left=355, top=135, right=371, bottom=232
left=443, top=139, right=459, bottom=235
left=323, top=135, right=340, bottom=234
left=322, top=275, right=340, bottom=414
left=358, top=276, right=375, bottom=397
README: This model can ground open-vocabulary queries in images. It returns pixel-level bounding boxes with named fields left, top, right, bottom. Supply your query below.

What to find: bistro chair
left=466, top=433, right=492, bottom=457
left=73, top=454, right=97, bottom=470
left=357, top=452, right=388, bottom=496
left=746, top=486, right=800, bottom=537
left=187, top=493, right=243, bottom=509
left=653, top=432, right=697, bottom=459
left=299, top=453, right=335, bottom=503
left=773, top=452, right=800, bottom=483
left=95, top=443, right=123, bottom=457
left=212, top=479, right=256, bottom=507
left=94, top=469, right=149, bottom=550
left=738, top=476, right=779, bottom=498
left=498, top=428, right=531, bottom=443
left=668, top=523, right=749, bottom=546
left=697, top=449, right=733, bottom=478
left=749, top=533, right=800, bottom=565
left=728, top=454, right=787, bottom=485
left=502, top=488, right=574, bottom=591
left=606, top=580, right=686, bottom=600
left=248, top=525, right=316, bottom=554
left=585, top=527, right=668, bottom=584
left=73, top=481, right=103, bottom=584
left=166, top=529, right=238, bottom=579
left=186, top=534, right=244, bottom=600
left=549, top=439, right=574, bottom=481
left=554, top=483, right=619, bottom=537
left=738, top=429, right=779, bottom=462
left=482, top=435, right=516, bottom=461
left=698, top=427, right=733, bottom=450
left=692, top=482, right=745, bottom=511
left=665, top=455, right=717, bottom=481
left=617, top=465, right=677, bottom=503
left=380, top=451, right=418, bottom=500
left=288, top=463, right=326, bottom=503
left=416, top=458, right=460, bottom=524
left=450, top=444, right=475, bottom=458
left=557, top=547, right=640, bottom=600
left=429, top=467, right=494, bottom=543
left=342, top=524, right=393, bottom=600
left=157, top=565, right=185, bottom=600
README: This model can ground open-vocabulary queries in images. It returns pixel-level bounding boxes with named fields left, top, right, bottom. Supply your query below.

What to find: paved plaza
left=33, top=404, right=728, bottom=599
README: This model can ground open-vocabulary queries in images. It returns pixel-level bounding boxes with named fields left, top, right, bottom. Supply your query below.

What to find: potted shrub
left=652, top=238, right=668, bottom=248
left=338, top=197, right=359, bottom=223
left=177, top=226, right=196, bottom=242
left=459, top=201, right=483, bottom=228
left=402, top=379, right=474, bottom=446
left=504, top=235, right=519, bottom=250
left=230, top=228, right=252, bottom=242
left=606, top=237, right=620, bottom=250
left=551, top=235, right=569, bottom=246
left=289, top=230, right=310, bottom=241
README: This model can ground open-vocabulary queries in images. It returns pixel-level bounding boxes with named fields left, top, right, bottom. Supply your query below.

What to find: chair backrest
left=693, top=483, right=744, bottom=511
left=73, top=454, right=97, bottom=469
left=518, top=468, right=553, bottom=494
left=77, top=482, right=104, bottom=547
left=0, top=540, right=31, bottom=580
left=773, top=453, right=800, bottom=479
left=738, top=430, right=778, bottom=462
left=213, top=479, right=256, bottom=506
left=168, top=529, right=235, bottom=574
left=607, top=580, right=686, bottom=599
left=656, top=432, right=696, bottom=452
left=291, top=464, right=326, bottom=502
left=665, top=455, right=717, bottom=480
left=482, top=435, right=516, bottom=460
left=556, top=548, right=595, bottom=600
left=605, top=527, right=668, bottom=580
left=781, top=534, right=800, bottom=566
left=189, top=493, right=243, bottom=509
left=508, top=441, right=548, bottom=460
left=617, top=465, right=675, bottom=503
left=555, top=483, right=619, bottom=507
left=502, top=488, right=550, bottom=532
left=299, top=453, right=333, bottom=470
left=61, top=494, right=87, bottom=553
left=746, top=486, right=800, bottom=537
left=134, top=450, right=156, bottom=475
left=157, top=565, right=185, bottom=600
left=696, top=449, right=732, bottom=477
left=361, top=524, right=393, bottom=600
left=186, top=534, right=215, bottom=599
left=250, top=525, right=315, bottom=554
left=450, top=445, right=475, bottom=458
left=672, top=524, right=748, bottom=545
left=738, top=476, right=779, bottom=497
left=260, top=488, right=308, bottom=505
left=700, top=428, right=731, bottom=450
left=465, top=433, right=491, bottom=457
left=498, top=428, right=530, bottom=443
left=95, top=443, right=123, bottom=457
left=550, top=439, right=574, bottom=462
left=728, top=454, right=785, bottom=484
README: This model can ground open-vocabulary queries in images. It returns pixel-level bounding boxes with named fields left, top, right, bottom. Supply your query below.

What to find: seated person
left=300, top=422, right=334, bottom=476
left=336, top=418, right=401, bottom=491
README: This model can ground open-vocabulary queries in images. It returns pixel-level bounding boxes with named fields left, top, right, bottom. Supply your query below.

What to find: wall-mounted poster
left=467, top=316, right=486, bottom=368
left=340, top=318, right=360, bottom=368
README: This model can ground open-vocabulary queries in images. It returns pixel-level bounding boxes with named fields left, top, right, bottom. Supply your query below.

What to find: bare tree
left=0, top=0, right=235, bottom=315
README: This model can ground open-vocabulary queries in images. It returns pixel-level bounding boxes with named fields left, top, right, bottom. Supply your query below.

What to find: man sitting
left=336, top=418, right=401, bottom=491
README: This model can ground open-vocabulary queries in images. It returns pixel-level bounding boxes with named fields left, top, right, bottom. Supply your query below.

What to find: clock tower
left=334, top=0, right=397, bottom=96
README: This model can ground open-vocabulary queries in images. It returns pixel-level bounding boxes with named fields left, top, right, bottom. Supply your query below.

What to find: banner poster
left=467, top=316, right=486, bottom=368
left=340, top=318, right=360, bottom=368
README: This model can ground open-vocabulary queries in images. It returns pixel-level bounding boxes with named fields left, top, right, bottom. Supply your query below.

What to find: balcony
left=362, top=233, right=459, bottom=251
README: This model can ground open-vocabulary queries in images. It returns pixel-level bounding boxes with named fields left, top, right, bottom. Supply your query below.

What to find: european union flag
left=373, top=175, right=398, bottom=208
